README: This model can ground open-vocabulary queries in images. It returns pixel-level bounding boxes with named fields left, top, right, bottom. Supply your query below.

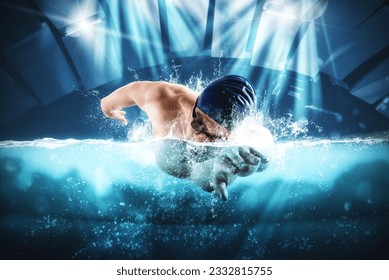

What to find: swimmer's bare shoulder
left=107, top=81, right=181, bottom=109
left=136, top=80, right=190, bottom=98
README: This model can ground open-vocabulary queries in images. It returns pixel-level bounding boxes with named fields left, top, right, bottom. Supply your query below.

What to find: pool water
left=0, top=137, right=388, bottom=259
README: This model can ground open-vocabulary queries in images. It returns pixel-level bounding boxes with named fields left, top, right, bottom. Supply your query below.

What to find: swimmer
left=101, top=75, right=271, bottom=201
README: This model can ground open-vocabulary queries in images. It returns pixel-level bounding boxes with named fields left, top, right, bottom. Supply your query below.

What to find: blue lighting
left=0, top=0, right=388, bottom=261
left=1, top=137, right=388, bottom=259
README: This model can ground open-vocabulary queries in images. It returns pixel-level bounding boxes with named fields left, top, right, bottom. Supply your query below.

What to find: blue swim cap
left=193, top=75, right=257, bottom=130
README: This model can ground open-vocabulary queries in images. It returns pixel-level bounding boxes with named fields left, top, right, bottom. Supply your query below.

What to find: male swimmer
left=101, top=75, right=272, bottom=201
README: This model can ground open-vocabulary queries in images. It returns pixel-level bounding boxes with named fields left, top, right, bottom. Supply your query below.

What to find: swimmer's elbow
left=100, top=97, right=111, bottom=117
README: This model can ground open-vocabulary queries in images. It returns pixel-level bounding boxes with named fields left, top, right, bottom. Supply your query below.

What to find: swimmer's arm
left=245, top=147, right=269, bottom=174
left=158, top=152, right=236, bottom=201
left=229, top=125, right=273, bottom=174
left=100, top=81, right=170, bottom=125
left=189, top=146, right=268, bottom=200
left=189, top=159, right=238, bottom=201
left=154, top=139, right=235, bottom=200
left=157, top=153, right=234, bottom=201
left=217, top=146, right=269, bottom=177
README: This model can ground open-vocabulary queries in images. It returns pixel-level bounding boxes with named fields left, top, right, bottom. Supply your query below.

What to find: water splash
left=262, top=113, right=322, bottom=141
left=168, top=59, right=182, bottom=84
left=77, top=88, right=104, bottom=103
left=127, top=118, right=152, bottom=142
left=213, top=50, right=225, bottom=78
left=183, top=71, right=210, bottom=95
left=127, top=67, right=140, bottom=80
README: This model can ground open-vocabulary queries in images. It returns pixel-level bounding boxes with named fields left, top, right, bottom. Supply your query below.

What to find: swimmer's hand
left=211, top=146, right=267, bottom=201
left=211, top=159, right=238, bottom=201
left=219, top=146, right=268, bottom=177
left=101, top=100, right=128, bottom=125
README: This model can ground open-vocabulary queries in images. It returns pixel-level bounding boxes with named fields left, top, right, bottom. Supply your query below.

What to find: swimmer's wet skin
left=213, top=146, right=269, bottom=201
left=101, top=75, right=272, bottom=201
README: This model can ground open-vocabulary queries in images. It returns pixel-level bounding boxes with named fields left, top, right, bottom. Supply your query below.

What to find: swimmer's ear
left=191, top=119, right=203, bottom=131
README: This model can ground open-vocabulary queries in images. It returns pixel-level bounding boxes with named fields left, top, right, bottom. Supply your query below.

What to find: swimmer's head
left=192, top=75, right=257, bottom=131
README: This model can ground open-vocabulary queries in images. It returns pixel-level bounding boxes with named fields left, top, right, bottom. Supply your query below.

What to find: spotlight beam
left=64, top=15, right=103, bottom=37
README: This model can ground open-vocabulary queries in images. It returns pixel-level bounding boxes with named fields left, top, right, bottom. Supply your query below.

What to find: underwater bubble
left=3, top=160, right=18, bottom=172
left=343, top=202, right=352, bottom=212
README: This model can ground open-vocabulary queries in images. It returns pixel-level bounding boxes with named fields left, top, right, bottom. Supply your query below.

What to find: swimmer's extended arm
left=190, top=146, right=268, bottom=200
left=190, top=157, right=238, bottom=201
left=101, top=81, right=170, bottom=125
left=155, top=139, right=235, bottom=200
left=155, top=139, right=267, bottom=201
left=188, top=146, right=267, bottom=200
